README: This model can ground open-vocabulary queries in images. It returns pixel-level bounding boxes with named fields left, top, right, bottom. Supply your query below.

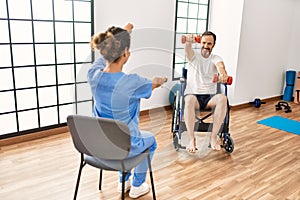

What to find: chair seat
left=84, top=149, right=150, bottom=172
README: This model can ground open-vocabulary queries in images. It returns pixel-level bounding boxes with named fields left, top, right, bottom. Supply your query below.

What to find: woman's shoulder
left=125, top=73, right=147, bottom=80
left=121, top=73, right=151, bottom=86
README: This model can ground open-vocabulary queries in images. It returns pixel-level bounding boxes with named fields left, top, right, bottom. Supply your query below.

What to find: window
left=0, top=0, right=94, bottom=138
left=172, top=0, right=210, bottom=79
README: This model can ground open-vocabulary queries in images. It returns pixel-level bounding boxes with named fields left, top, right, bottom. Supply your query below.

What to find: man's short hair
left=202, top=31, right=216, bottom=44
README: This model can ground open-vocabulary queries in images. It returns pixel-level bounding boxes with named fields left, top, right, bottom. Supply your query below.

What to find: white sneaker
left=129, top=182, right=150, bottom=199
left=117, top=179, right=131, bottom=193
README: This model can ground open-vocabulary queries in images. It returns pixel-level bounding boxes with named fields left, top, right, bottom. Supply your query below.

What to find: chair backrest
left=67, top=115, right=131, bottom=160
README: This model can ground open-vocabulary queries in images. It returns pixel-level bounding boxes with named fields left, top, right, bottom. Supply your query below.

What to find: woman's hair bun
left=90, top=26, right=130, bottom=63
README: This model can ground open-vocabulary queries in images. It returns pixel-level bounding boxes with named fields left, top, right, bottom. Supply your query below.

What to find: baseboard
left=230, top=96, right=282, bottom=110
left=0, top=106, right=172, bottom=147
left=0, top=126, right=69, bottom=147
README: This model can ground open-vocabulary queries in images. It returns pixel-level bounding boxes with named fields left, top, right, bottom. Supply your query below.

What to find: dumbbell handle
left=181, top=35, right=201, bottom=44
left=213, top=74, right=233, bottom=85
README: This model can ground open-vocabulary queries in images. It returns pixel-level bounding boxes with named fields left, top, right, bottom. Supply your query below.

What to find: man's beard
left=201, top=48, right=211, bottom=58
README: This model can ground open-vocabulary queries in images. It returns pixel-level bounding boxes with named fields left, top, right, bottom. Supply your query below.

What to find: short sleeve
left=87, top=56, right=106, bottom=82
left=212, top=54, right=223, bottom=65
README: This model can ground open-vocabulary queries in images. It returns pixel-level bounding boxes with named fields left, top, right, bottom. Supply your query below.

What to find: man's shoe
left=117, top=179, right=131, bottom=193
left=129, top=182, right=149, bottom=199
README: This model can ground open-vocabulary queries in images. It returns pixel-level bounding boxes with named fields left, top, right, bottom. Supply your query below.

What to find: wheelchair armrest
left=217, top=83, right=229, bottom=96
left=179, top=77, right=186, bottom=83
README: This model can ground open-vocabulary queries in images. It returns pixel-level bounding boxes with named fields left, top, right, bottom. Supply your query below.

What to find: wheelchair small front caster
left=223, top=135, right=234, bottom=153
left=173, top=133, right=180, bottom=151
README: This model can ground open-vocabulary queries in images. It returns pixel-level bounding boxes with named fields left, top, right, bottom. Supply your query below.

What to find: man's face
left=200, top=35, right=215, bottom=58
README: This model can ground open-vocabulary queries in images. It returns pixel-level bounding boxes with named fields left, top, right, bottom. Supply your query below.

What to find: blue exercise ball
left=169, top=83, right=181, bottom=107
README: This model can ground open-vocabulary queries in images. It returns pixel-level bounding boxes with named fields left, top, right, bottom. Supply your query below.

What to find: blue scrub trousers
left=119, top=131, right=157, bottom=187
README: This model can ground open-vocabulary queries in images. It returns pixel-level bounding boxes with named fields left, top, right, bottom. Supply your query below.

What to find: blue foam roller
left=283, top=86, right=294, bottom=101
left=283, top=70, right=296, bottom=101
left=286, top=70, right=296, bottom=85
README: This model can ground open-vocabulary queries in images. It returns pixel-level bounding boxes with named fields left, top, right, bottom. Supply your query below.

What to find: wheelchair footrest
left=179, top=122, right=213, bottom=132
left=179, top=122, right=229, bottom=133
left=194, top=123, right=213, bottom=132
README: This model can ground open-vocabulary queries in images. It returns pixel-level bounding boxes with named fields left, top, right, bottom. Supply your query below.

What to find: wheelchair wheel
left=171, top=93, right=180, bottom=133
left=223, top=134, right=234, bottom=153
left=173, top=133, right=180, bottom=151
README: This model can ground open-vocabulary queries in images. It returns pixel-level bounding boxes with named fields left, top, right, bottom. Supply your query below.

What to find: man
left=184, top=31, right=229, bottom=153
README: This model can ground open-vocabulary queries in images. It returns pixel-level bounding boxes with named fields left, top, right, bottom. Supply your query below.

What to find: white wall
left=287, top=0, right=300, bottom=72
left=94, top=0, right=300, bottom=109
left=210, top=0, right=298, bottom=105
left=235, top=0, right=295, bottom=105
left=208, top=0, right=244, bottom=103
left=94, top=0, right=176, bottom=110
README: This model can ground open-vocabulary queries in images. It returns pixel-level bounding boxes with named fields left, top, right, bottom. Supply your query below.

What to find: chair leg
left=121, top=171, right=126, bottom=200
left=99, top=169, right=103, bottom=190
left=74, top=155, right=86, bottom=200
left=147, top=155, right=156, bottom=200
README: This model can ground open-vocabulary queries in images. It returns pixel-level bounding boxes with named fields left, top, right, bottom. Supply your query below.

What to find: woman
left=88, top=24, right=167, bottom=198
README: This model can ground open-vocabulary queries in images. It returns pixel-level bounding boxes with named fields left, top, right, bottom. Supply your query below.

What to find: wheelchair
left=171, top=69, right=234, bottom=153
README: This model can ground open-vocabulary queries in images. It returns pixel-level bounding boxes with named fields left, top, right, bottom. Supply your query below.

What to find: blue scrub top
left=87, top=56, right=152, bottom=150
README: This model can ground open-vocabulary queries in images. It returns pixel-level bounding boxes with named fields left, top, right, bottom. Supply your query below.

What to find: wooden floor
left=1, top=100, right=300, bottom=200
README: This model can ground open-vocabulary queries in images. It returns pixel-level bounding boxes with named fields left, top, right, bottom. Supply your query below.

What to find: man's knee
left=216, top=94, right=227, bottom=104
left=184, top=95, right=197, bottom=108
left=208, top=94, right=227, bottom=110
left=215, top=94, right=228, bottom=112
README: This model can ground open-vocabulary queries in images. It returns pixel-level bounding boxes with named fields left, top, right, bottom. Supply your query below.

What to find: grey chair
left=67, top=115, right=156, bottom=200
